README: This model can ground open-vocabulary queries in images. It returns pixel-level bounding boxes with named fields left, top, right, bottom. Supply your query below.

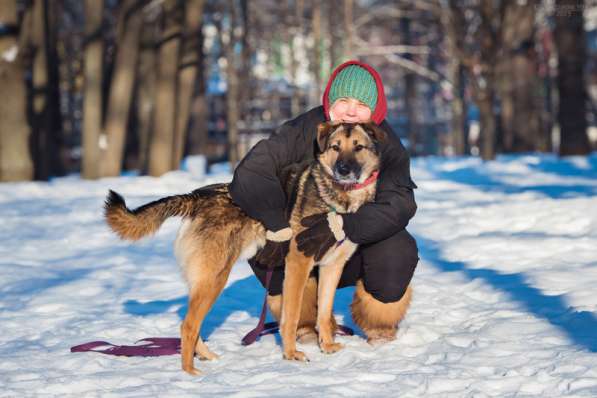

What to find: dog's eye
left=331, top=144, right=340, bottom=152
left=355, top=145, right=364, bottom=152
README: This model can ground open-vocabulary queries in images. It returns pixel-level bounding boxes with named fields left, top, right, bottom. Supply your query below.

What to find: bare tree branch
left=384, top=52, right=442, bottom=82
left=354, top=44, right=431, bottom=56
left=353, top=34, right=441, bottom=81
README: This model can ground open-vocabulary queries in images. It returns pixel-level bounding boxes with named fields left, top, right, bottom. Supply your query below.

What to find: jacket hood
left=322, top=60, right=387, bottom=125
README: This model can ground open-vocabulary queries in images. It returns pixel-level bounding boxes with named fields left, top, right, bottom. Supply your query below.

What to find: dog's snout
left=336, top=161, right=351, bottom=176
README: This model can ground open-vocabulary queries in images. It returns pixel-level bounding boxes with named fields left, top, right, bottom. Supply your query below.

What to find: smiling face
left=329, top=98, right=373, bottom=123
left=317, top=122, right=386, bottom=185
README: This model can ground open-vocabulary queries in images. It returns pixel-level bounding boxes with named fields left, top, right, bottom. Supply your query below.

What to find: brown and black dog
left=104, top=121, right=386, bottom=375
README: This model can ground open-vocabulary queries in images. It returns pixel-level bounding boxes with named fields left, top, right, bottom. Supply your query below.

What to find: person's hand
left=296, top=212, right=345, bottom=261
left=254, top=227, right=292, bottom=268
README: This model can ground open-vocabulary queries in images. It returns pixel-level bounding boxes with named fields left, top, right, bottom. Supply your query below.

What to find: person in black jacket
left=229, top=60, right=418, bottom=344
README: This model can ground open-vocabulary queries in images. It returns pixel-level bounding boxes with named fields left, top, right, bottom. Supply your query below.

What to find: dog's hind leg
left=180, top=254, right=234, bottom=376
left=280, top=242, right=315, bottom=362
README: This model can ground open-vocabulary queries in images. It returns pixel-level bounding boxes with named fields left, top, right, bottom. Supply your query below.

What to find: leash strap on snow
left=70, top=271, right=277, bottom=355
left=72, top=269, right=355, bottom=355
left=70, top=337, right=180, bottom=357
left=241, top=268, right=355, bottom=346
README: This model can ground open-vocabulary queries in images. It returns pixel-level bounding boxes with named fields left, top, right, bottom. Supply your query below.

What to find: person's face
left=329, top=97, right=372, bottom=123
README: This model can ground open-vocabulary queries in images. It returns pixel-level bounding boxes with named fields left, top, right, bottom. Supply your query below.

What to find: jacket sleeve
left=341, top=137, right=417, bottom=245
left=229, top=120, right=305, bottom=232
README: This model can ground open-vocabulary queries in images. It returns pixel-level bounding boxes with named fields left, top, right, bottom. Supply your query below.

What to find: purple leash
left=71, top=269, right=354, bottom=357
left=241, top=268, right=276, bottom=345
left=70, top=337, right=180, bottom=356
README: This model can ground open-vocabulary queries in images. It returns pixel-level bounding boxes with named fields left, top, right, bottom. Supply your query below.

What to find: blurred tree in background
left=0, top=0, right=595, bottom=182
left=555, top=0, right=592, bottom=156
left=0, top=1, right=33, bottom=181
left=82, top=0, right=104, bottom=179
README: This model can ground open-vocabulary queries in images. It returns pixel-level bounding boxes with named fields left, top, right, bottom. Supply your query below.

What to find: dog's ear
left=317, top=121, right=338, bottom=151
left=363, top=122, right=387, bottom=144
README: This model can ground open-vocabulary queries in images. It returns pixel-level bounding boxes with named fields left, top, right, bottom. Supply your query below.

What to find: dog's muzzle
left=333, top=161, right=361, bottom=184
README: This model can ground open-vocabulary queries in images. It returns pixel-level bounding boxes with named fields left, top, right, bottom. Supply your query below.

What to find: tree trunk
left=401, top=17, right=419, bottom=155
left=554, top=0, right=590, bottom=156
left=538, top=29, right=555, bottom=153
left=238, top=0, right=251, bottom=119
left=224, top=0, right=240, bottom=166
left=187, top=89, right=208, bottom=155
left=101, top=0, right=143, bottom=176
left=343, top=0, right=353, bottom=60
left=497, top=1, right=545, bottom=153
left=443, top=2, right=467, bottom=156
left=477, top=83, right=496, bottom=161
left=449, top=64, right=467, bottom=156
left=327, top=0, right=340, bottom=69
left=310, top=0, right=322, bottom=106
left=290, top=0, right=303, bottom=116
left=44, top=0, right=63, bottom=176
left=0, top=0, right=34, bottom=181
left=186, top=28, right=208, bottom=156
left=474, top=0, right=502, bottom=161
left=172, top=0, right=205, bottom=169
left=22, top=0, right=63, bottom=180
left=149, top=0, right=182, bottom=176
left=82, top=0, right=104, bottom=179
left=136, top=18, right=158, bottom=173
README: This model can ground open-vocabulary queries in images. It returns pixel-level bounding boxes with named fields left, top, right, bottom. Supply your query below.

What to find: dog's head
left=316, top=121, right=386, bottom=186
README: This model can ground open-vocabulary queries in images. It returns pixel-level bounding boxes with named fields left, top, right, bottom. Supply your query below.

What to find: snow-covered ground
left=1, top=154, right=596, bottom=397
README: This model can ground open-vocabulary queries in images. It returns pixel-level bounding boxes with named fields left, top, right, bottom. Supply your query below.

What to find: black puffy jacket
left=229, top=106, right=417, bottom=245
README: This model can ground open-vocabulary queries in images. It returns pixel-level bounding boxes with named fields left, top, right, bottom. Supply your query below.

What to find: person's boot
left=350, top=279, right=412, bottom=344
left=267, top=276, right=322, bottom=344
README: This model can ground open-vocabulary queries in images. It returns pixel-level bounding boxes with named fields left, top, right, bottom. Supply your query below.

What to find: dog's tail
left=104, top=189, right=204, bottom=241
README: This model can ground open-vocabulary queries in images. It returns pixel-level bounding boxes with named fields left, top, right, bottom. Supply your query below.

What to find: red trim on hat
left=322, top=60, right=387, bottom=125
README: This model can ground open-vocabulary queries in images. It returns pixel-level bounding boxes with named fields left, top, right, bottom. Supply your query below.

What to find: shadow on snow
left=415, top=234, right=597, bottom=353
left=123, top=272, right=360, bottom=341
left=123, top=233, right=597, bottom=353
left=419, top=154, right=597, bottom=199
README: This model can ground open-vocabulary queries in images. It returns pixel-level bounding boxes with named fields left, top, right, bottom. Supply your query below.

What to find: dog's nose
left=336, top=162, right=351, bottom=176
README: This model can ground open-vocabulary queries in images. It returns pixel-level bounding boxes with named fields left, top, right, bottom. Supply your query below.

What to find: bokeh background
left=0, top=0, right=595, bottom=182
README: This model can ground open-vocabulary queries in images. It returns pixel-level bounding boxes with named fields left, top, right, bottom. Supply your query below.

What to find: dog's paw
left=296, top=327, right=318, bottom=345
left=182, top=366, right=202, bottom=376
left=366, top=328, right=397, bottom=346
left=319, top=341, right=344, bottom=354
left=283, top=350, right=309, bottom=362
left=366, top=336, right=396, bottom=346
left=196, top=350, right=220, bottom=361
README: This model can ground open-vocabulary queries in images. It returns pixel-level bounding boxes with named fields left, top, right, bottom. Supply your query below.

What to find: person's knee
left=367, top=280, right=413, bottom=303
left=361, top=230, right=419, bottom=304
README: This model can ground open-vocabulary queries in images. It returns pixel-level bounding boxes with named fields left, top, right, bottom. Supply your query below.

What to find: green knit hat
left=328, top=65, right=378, bottom=112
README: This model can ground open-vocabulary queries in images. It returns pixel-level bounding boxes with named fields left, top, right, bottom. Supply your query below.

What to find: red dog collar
left=340, top=170, right=379, bottom=191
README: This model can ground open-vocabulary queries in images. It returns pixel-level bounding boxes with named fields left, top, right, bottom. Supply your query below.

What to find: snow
left=1, top=45, right=18, bottom=63
left=1, top=153, right=596, bottom=397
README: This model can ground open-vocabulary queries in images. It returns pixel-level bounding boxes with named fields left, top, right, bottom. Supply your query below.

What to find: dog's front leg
left=280, top=240, right=315, bottom=361
left=317, top=241, right=358, bottom=354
